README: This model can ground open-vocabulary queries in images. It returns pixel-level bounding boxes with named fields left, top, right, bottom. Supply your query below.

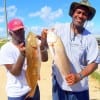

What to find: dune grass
left=0, top=42, right=5, bottom=47
left=0, top=39, right=8, bottom=47
left=91, top=71, right=100, bottom=83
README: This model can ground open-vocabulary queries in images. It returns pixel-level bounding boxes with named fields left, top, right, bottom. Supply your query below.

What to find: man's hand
left=18, top=42, right=25, bottom=56
left=36, top=30, right=48, bottom=62
left=41, top=29, right=48, bottom=48
left=65, top=73, right=81, bottom=86
left=41, top=29, right=48, bottom=39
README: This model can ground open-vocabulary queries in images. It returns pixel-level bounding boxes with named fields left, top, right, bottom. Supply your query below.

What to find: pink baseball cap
left=8, top=18, right=24, bottom=31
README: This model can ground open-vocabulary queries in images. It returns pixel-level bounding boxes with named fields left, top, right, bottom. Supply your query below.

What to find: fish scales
left=47, top=31, right=71, bottom=77
left=25, top=32, right=41, bottom=97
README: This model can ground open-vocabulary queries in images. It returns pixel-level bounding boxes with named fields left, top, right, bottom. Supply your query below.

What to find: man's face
left=72, top=6, right=89, bottom=27
left=11, top=28, right=25, bottom=44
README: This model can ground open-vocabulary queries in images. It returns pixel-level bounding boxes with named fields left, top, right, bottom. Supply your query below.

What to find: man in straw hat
left=0, top=18, right=48, bottom=100
left=41, top=0, right=99, bottom=100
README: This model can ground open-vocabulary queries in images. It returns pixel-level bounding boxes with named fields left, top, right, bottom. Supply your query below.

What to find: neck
left=12, top=38, right=23, bottom=46
left=11, top=39, right=19, bottom=46
left=71, top=23, right=84, bottom=35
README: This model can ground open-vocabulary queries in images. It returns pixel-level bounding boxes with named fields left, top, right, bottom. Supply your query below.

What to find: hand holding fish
left=66, top=73, right=81, bottom=86
left=41, top=29, right=48, bottom=48
left=17, top=42, right=25, bottom=56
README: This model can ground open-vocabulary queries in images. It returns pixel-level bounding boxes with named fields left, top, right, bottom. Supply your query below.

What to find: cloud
left=0, top=27, right=6, bottom=38
left=0, top=5, right=17, bottom=24
left=0, top=7, right=5, bottom=23
left=7, top=5, right=17, bottom=18
left=29, top=6, right=63, bottom=22
left=0, top=7, right=4, bottom=13
left=26, top=25, right=46, bottom=35
left=85, top=22, right=97, bottom=33
left=86, top=22, right=94, bottom=29
left=0, top=16, right=5, bottom=23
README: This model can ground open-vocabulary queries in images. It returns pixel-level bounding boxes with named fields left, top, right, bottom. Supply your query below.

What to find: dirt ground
left=0, top=57, right=100, bottom=100
left=89, top=76, right=100, bottom=100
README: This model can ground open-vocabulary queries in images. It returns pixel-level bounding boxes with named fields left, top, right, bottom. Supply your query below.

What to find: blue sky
left=0, top=0, right=100, bottom=38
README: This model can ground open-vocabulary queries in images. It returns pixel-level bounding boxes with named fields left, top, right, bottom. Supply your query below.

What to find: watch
left=79, top=73, right=84, bottom=80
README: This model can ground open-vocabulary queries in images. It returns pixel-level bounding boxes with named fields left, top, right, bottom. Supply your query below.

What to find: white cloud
left=7, top=5, right=17, bottom=18
left=0, top=5, right=17, bottom=24
left=0, top=27, right=6, bottom=37
left=85, top=22, right=96, bottom=33
left=0, top=16, right=5, bottom=23
left=26, top=26, right=45, bottom=35
left=0, top=7, right=4, bottom=13
left=0, top=7, right=5, bottom=23
left=85, top=22, right=94, bottom=29
left=29, top=6, right=63, bottom=22
left=25, top=22, right=70, bottom=36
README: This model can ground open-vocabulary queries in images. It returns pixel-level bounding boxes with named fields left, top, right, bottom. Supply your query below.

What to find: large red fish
left=25, top=32, right=41, bottom=98
left=47, top=30, right=71, bottom=77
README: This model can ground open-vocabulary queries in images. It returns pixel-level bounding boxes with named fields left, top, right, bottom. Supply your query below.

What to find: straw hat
left=69, top=0, right=96, bottom=20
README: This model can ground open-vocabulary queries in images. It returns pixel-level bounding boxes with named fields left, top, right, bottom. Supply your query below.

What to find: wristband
left=79, top=73, right=84, bottom=80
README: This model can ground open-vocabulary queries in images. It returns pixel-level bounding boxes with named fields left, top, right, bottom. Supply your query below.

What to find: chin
left=75, top=22, right=84, bottom=28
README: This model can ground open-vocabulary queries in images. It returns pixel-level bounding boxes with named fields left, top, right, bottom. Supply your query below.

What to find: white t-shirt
left=52, top=23, right=99, bottom=91
left=0, top=42, right=30, bottom=97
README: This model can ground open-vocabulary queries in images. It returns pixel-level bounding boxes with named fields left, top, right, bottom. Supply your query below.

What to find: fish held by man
left=47, top=30, right=71, bottom=78
left=25, top=32, right=41, bottom=98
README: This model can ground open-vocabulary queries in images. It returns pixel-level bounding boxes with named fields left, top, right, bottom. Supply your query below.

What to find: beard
left=12, top=35, right=25, bottom=45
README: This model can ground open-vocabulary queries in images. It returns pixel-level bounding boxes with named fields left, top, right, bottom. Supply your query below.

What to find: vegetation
left=91, top=71, right=100, bottom=83
left=0, top=39, right=8, bottom=48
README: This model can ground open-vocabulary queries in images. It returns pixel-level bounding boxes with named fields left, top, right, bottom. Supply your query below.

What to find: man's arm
left=66, top=62, right=98, bottom=86
left=79, top=62, right=98, bottom=79
left=5, top=53, right=25, bottom=76
left=40, top=37, right=48, bottom=62
left=5, top=43, right=25, bottom=76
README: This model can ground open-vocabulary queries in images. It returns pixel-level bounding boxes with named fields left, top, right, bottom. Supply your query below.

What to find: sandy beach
left=0, top=55, right=100, bottom=100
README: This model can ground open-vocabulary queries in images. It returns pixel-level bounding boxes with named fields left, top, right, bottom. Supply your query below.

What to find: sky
left=0, top=0, right=100, bottom=38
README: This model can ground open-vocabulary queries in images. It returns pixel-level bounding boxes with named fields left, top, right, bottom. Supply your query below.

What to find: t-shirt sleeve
left=95, top=50, right=100, bottom=64
left=0, top=45, right=15, bottom=65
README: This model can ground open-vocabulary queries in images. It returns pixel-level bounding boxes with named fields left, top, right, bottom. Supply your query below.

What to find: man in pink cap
left=0, top=18, right=48, bottom=100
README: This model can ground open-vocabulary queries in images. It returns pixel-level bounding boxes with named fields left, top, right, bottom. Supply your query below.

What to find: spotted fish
left=25, top=32, right=41, bottom=98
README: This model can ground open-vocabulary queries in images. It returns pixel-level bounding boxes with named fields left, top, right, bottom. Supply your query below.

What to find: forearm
left=66, top=62, right=98, bottom=85
left=5, top=53, right=25, bottom=76
left=40, top=46, right=48, bottom=62
left=79, top=62, right=98, bottom=79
